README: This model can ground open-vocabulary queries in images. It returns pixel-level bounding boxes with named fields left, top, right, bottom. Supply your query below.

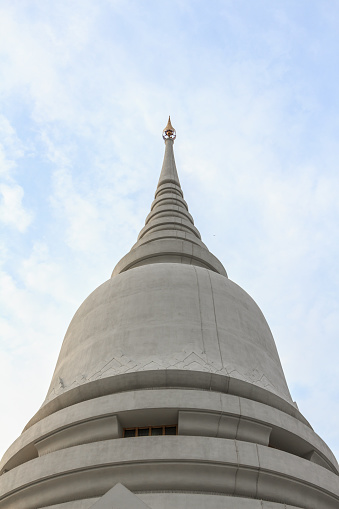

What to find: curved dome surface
left=45, top=263, right=292, bottom=406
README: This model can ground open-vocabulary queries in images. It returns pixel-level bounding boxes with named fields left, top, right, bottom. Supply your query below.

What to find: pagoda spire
left=158, top=119, right=180, bottom=188
left=112, top=119, right=226, bottom=277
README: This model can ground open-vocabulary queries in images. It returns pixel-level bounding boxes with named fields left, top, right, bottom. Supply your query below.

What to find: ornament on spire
left=162, top=116, right=176, bottom=141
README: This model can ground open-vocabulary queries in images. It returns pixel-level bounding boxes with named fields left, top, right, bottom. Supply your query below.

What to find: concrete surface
left=0, top=134, right=337, bottom=508
left=0, top=437, right=338, bottom=508
left=90, top=483, right=151, bottom=509
left=43, top=263, right=293, bottom=407
left=3, top=389, right=337, bottom=476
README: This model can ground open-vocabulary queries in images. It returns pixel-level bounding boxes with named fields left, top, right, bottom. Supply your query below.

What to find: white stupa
left=0, top=119, right=338, bottom=509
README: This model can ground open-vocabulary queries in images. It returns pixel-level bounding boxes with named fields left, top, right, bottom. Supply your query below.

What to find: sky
left=0, top=0, right=338, bottom=462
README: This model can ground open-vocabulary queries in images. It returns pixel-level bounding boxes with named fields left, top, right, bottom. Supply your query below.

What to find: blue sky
left=0, top=0, right=338, bottom=461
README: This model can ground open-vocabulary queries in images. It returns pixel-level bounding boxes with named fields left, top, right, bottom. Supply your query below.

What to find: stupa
left=0, top=119, right=338, bottom=508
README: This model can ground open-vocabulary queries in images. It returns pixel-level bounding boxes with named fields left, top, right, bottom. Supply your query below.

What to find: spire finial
left=162, top=116, right=176, bottom=141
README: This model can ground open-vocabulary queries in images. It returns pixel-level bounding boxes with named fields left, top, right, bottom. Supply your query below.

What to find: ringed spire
left=112, top=118, right=226, bottom=277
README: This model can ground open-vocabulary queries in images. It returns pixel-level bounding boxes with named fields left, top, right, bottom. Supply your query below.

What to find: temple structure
left=0, top=119, right=338, bottom=508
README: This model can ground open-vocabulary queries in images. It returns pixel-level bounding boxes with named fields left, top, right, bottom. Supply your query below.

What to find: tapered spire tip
left=162, top=116, right=176, bottom=141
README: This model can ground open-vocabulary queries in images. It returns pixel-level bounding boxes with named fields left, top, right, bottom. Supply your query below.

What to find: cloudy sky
left=0, top=0, right=338, bottom=461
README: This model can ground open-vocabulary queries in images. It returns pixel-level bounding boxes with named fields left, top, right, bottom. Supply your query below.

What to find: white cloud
left=0, top=115, right=32, bottom=232
left=0, top=115, right=24, bottom=178
left=0, top=184, right=33, bottom=231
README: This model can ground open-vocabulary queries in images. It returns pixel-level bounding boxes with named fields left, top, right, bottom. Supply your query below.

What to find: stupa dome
left=44, top=263, right=292, bottom=409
